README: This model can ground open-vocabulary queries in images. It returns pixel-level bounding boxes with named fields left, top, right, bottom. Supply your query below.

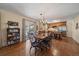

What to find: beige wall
left=66, top=16, right=79, bottom=43
left=0, top=9, right=37, bottom=47
left=0, top=12, right=1, bottom=47
left=66, top=19, right=73, bottom=37
left=0, top=10, right=23, bottom=47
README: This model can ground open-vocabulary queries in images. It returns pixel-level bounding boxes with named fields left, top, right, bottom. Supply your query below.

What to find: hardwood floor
left=0, top=37, right=79, bottom=56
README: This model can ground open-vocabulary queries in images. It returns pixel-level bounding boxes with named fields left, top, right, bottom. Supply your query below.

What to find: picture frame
left=76, top=22, right=79, bottom=29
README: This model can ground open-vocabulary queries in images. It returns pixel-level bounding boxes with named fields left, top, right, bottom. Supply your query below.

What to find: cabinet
left=7, top=21, right=20, bottom=45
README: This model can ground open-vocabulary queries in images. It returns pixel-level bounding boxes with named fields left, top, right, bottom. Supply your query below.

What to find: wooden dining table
left=35, top=34, right=48, bottom=40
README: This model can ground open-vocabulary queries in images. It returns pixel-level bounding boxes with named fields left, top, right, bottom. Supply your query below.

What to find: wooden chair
left=28, top=33, right=41, bottom=56
left=40, top=34, right=52, bottom=51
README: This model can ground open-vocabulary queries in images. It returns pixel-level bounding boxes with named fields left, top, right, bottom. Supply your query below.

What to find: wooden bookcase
left=7, top=21, right=20, bottom=46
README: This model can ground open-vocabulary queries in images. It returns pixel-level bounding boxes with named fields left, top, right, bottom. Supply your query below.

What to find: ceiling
left=0, top=3, right=79, bottom=22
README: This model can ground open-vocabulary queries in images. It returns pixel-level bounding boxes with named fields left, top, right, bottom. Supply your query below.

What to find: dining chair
left=28, top=33, right=41, bottom=56
left=40, top=34, right=52, bottom=51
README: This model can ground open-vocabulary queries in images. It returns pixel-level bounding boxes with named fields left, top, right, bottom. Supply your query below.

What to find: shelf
left=7, top=28, right=20, bottom=45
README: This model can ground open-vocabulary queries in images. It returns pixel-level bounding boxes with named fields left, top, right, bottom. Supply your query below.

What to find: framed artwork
left=76, top=22, right=79, bottom=29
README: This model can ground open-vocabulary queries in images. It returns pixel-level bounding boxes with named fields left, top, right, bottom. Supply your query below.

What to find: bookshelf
left=7, top=21, right=20, bottom=45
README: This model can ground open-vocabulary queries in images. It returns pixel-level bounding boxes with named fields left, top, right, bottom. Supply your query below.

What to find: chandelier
left=40, top=13, right=47, bottom=25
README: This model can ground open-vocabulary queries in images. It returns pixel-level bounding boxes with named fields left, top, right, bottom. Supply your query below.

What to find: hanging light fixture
left=40, top=13, right=47, bottom=25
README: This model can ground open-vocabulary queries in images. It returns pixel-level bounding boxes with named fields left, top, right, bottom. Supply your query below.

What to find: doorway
left=22, top=19, right=36, bottom=42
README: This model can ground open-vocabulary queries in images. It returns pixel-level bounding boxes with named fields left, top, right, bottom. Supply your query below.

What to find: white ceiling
left=0, top=3, right=79, bottom=22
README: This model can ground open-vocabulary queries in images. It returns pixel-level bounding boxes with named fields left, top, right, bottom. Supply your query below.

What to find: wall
left=0, top=12, right=1, bottom=47
left=66, top=15, right=79, bottom=43
left=66, top=19, right=73, bottom=37
left=0, top=10, right=23, bottom=47
left=0, top=9, right=37, bottom=47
